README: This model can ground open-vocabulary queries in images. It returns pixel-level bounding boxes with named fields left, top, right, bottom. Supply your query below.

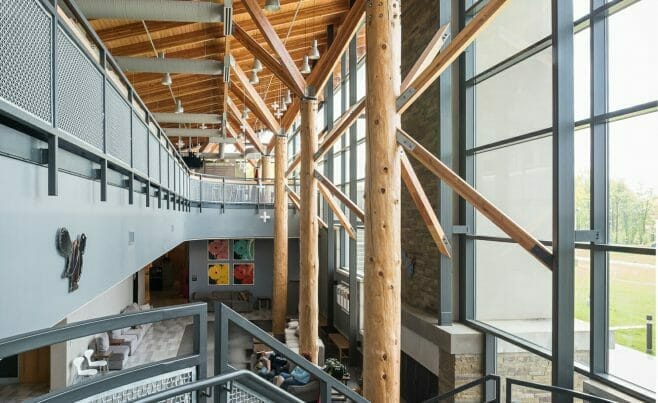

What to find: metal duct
left=76, top=0, right=224, bottom=23
left=153, top=113, right=222, bottom=124
left=115, top=56, right=223, bottom=75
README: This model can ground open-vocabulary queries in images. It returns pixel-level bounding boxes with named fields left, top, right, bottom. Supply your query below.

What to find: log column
left=272, top=134, right=288, bottom=336
left=299, top=97, right=319, bottom=363
left=363, top=0, right=402, bottom=400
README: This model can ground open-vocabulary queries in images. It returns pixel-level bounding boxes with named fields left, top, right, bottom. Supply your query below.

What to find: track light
left=308, top=39, right=320, bottom=60
left=300, top=55, right=311, bottom=74
left=174, top=99, right=184, bottom=114
left=252, top=58, right=263, bottom=73
left=284, top=89, right=292, bottom=105
left=161, top=72, right=172, bottom=86
left=264, top=0, right=280, bottom=12
left=249, top=69, right=259, bottom=85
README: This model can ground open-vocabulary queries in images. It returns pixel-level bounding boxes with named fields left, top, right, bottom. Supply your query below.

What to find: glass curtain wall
left=462, top=0, right=656, bottom=396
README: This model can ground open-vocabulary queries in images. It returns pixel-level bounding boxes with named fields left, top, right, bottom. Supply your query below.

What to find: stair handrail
left=505, top=377, right=616, bottom=402
left=133, top=369, right=304, bottom=403
left=215, top=303, right=368, bottom=403
left=422, top=374, right=501, bottom=403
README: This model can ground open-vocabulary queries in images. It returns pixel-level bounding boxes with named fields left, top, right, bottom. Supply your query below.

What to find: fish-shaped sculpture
left=57, top=228, right=87, bottom=292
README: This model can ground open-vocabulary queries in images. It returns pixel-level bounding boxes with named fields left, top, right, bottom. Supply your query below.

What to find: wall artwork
left=208, top=263, right=230, bottom=285
left=56, top=228, right=87, bottom=293
left=233, top=263, right=254, bottom=285
left=233, top=239, right=255, bottom=260
left=208, top=239, right=229, bottom=260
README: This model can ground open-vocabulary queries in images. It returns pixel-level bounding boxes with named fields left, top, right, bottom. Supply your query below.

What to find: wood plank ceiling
left=87, top=0, right=359, bottom=151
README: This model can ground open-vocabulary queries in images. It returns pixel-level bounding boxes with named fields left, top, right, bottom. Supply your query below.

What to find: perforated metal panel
left=105, top=85, right=131, bottom=164
left=190, top=179, right=200, bottom=201
left=169, top=157, right=175, bottom=191
left=149, top=134, right=160, bottom=182
left=0, top=0, right=53, bottom=123
left=56, top=27, right=104, bottom=150
left=160, top=146, right=168, bottom=187
left=132, top=113, right=148, bottom=174
left=227, top=381, right=270, bottom=403
left=202, top=180, right=223, bottom=202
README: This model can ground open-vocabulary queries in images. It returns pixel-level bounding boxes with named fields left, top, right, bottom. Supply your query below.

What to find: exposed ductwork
left=76, top=0, right=225, bottom=23
left=115, top=56, right=223, bottom=75
left=153, top=113, right=222, bottom=125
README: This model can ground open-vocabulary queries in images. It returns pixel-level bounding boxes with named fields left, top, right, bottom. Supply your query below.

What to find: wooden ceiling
left=87, top=0, right=364, bottom=150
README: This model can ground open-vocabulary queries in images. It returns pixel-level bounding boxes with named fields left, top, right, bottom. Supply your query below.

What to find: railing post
left=214, top=302, right=229, bottom=403
left=194, top=308, right=208, bottom=403
left=505, top=378, right=512, bottom=403
left=199, top=176, right=203, bottom=213
left=319, top=381, right=332, bottom=403
left=647, top=315, right=653, bottom=354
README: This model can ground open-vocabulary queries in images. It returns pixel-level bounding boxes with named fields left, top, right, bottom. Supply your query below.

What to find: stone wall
left=400, top=0, right=442, bottom=313
left=438, top=350, right=483, bottom=402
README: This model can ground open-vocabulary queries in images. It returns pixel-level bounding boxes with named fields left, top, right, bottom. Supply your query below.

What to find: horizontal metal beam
left=164, top=128, right=230, bottom=138
left=153, top=113, right=222, bottom=124
left=115, top=56, right=223, bottom=75
left=76, top=0, right=225, bottom=23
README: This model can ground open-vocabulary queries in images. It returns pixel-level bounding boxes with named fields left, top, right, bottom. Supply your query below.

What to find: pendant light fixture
left=174, top=98, right=184, bottom=114
left=300, top=55, right=311, bottom=74
left=271, top=100, right=279, bottom=111
left=308, top=39, right=320, bottom=60
left=200, top=123, right=207, bottom=130
left=249, top=69, right=259, bottom=85
left=284, top=89, right=293, bottom=105
left=252, top=58, right=263, bottom=72
left=264, top=0, right=280, bottom=12
left=161, top=72, right=172, bottom=86
left=158, top=52, right=173, bottom=86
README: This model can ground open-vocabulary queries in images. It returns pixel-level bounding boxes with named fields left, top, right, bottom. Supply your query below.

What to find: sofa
left=191, top=291, right=253, bottom=312
left=90, top=303, right=153, bottom=370
left=283, top=321, right=325, bottom=402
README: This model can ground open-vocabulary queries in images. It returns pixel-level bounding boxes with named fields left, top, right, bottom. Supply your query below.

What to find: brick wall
left=400, top=0, right=442, bottom=313
left=438, top=349, right=483, bottom=402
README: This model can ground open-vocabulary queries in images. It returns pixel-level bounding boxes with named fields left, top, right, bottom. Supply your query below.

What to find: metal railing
left=422, top=374, right=500, bottom=403
left=506, top=378, right=616, bottom=403
left=0, top=303, right=208, bottom=403
left=215, top=303, right=368, bottom=403
left=133, top=370, right=303, bottom=403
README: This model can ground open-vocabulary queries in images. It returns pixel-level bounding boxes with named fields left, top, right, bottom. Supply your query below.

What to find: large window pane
left=475, top=137, right=552, bottom=240
left=474, top=48, right=552, bottom=146
left=575, top=248, right=591, bottom=367
left=608, top=1, right=658, bottom=111
left=608, top=113, right=658, bottom=247
left=473, top=0, right=551, bottom=75
left=574, top=28, right=590, bottom=122
left=475, top=240, right=552, bottom=350
left=607, top=252, right=656, bottom=391
left=575, top=128, right=591, bottom=230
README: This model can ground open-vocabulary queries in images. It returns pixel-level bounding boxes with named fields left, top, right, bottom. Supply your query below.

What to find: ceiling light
left=252, top=58, right=263, bottom=72
left=249, top=69, right=259, bottom=85
left=300, top=55, right=311, bottom=74
left=308, top=39, right=320, bottom=60
left=161, top=72, right=172, bottom=86
left=271, top=101, right=279, bottom=111
left=284, top=90, right=292, bottom=105
left=264, top=0, right=280, bottom=12
left=174, top=99, right=184, bottom=114
left=242, top=108, right=249, bottom=120
left=274, top=109, right=283, bottom=119
left=200, top=123, right=207, bottom=130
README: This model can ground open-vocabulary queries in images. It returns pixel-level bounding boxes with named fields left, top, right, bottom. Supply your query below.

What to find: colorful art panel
left=233, top=239, right=255, bottom=260
left=208, top=239, right=229, bottom=260
left=208, top=263, right=230, bottom=285
left=233, top=263, right=254, bottom=285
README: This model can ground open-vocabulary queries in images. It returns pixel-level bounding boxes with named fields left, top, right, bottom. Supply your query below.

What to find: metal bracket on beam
left=145, top=182, right=150, bottom=208
left=452, top=225, right=470, bottom=234
left=575, top=230, right=601, bottom=243
left=396, top=87, right=417, bottom=111
left=223, top=55, right=234, bottom=83
left=396, top=130, right=416, bottom=151
left=303, top=85, right=317, bottom=100
left=157, top=188, right=162, bottom=209
left=223, top=0, right=233, bottom=36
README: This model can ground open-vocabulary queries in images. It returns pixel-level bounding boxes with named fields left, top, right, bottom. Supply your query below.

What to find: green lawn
left=575, top=250, right=656, bottom=355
